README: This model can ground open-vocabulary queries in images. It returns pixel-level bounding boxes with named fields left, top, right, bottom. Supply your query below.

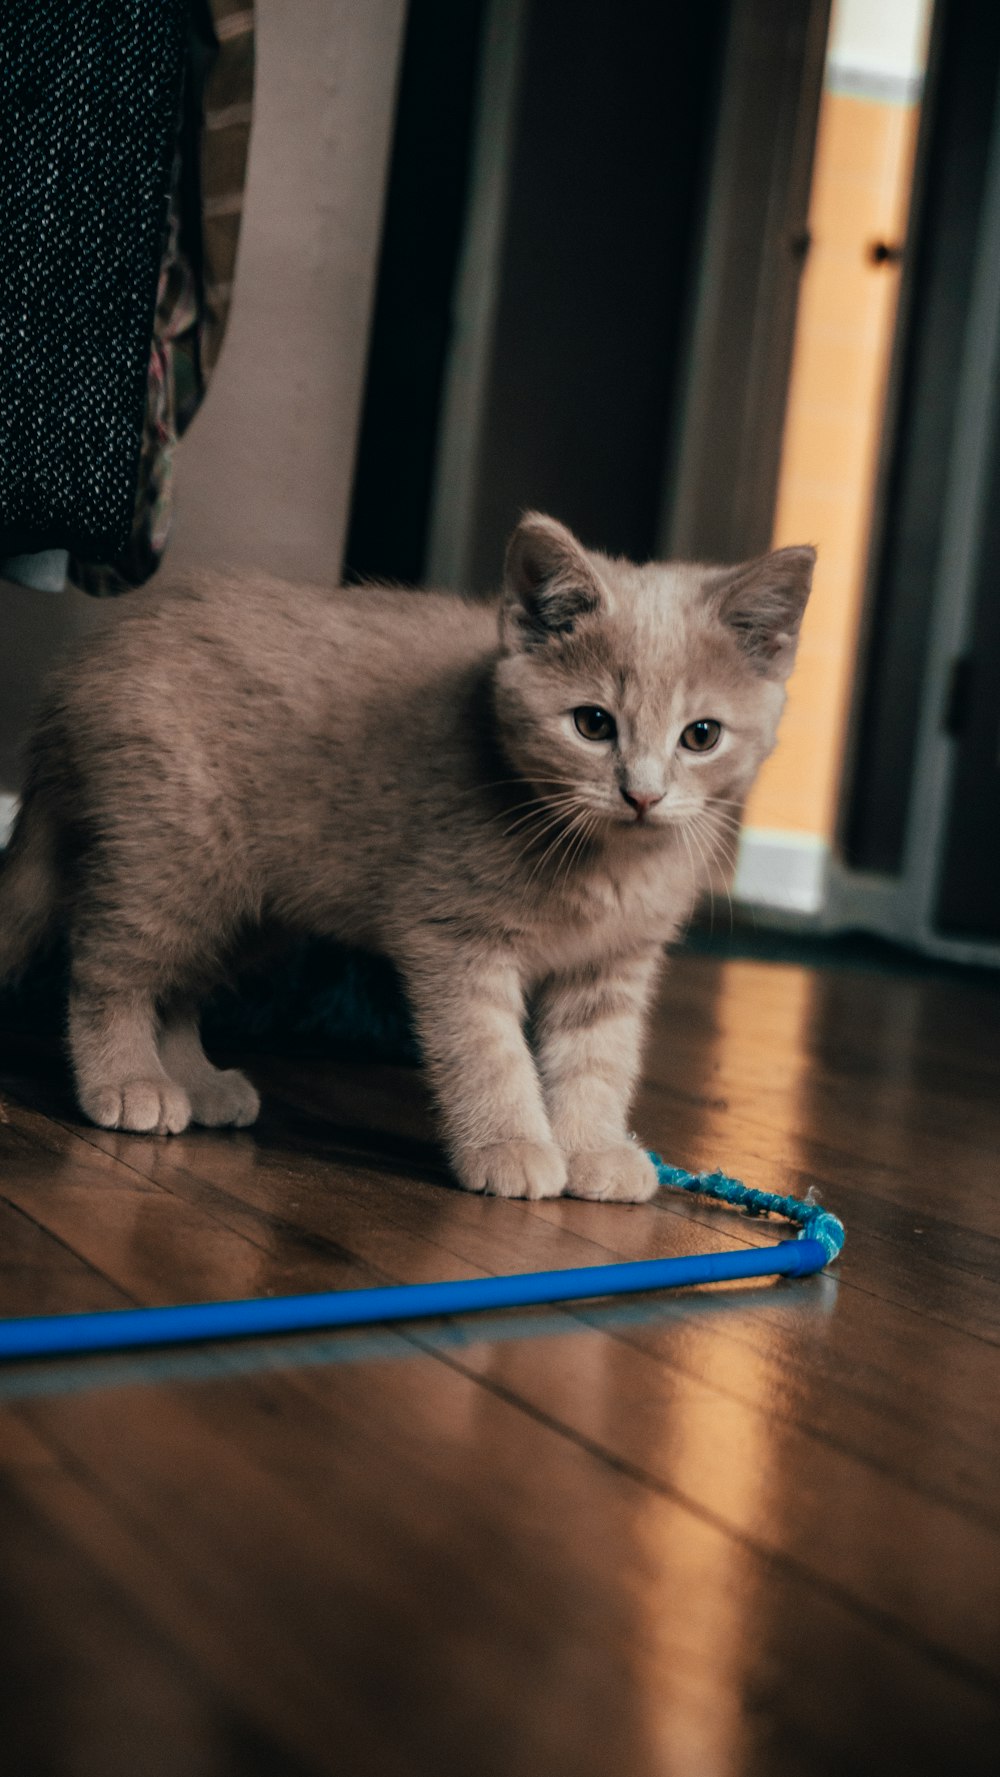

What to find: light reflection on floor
left=639, top=958, right=822, bottom=1777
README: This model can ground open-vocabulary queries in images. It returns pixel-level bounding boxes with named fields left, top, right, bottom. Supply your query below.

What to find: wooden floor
left=0, top=948, right=998, bottom=1776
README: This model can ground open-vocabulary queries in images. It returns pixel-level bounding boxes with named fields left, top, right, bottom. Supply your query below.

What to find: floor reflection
left=633, top=957, right=827, bottom=1775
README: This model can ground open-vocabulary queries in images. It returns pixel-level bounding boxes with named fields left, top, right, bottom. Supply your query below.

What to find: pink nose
left=621, top=789, right=663, bottom=820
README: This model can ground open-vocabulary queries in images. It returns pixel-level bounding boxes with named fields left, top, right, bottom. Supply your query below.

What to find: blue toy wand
left=0, top=1158, right=844, bottom=1364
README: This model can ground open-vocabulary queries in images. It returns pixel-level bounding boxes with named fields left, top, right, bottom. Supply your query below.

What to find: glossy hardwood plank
left=0, top=1107, right=132, bottom=1317
left=1, top=950, right=999, bottom=1774
left=653, top=958, right=1000, bottom=1221
left=0, top=1475, right=300, bottom=1777
left=45, top=1076, right=1000, bottom=1537
left=8, top=1338, right=998, bottom=1777
left=3, top=1065, right=999, bottom=1690
left=3, top=1011, right=999, bottom=1544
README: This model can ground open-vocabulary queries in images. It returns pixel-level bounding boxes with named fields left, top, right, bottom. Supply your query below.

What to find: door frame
left=826, top=18, right=1000, bottom=967
left=659, top=0, right=831, bottom=564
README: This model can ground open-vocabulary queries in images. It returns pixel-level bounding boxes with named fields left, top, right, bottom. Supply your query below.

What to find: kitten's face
left=493, top=515, right=814, bottom=840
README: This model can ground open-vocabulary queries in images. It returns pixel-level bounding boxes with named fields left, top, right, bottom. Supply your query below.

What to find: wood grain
left=0, top=950, right=998, bottom=1775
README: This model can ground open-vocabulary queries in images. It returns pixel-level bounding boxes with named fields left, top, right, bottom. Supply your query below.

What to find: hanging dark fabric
left=71, top=0, right=257, bottom=596
left=0, top=2, right=255, bottom=595
left=0, top=1, right=187, bottom=563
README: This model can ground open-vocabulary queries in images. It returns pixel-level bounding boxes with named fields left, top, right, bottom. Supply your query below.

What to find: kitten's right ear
left=501, top=513, right=606, bottom=649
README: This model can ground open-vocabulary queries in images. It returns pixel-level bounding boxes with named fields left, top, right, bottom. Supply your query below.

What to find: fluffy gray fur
left=0, top=513, right=814, bottom=1200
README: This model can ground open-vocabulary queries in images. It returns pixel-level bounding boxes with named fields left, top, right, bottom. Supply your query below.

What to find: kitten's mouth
left=614, top=808, right=665, bottom=831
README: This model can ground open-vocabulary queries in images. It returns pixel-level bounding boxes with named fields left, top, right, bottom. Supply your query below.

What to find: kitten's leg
left=401, top=943, right=566, bottom=1200
left=158, top=1004, right=261, bottom=1128
left=69, top=985, right=192, bottom=1135
left=533, top=949, right=663, bottom=1202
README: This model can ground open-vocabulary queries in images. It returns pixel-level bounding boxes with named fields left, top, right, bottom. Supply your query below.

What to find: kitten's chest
left=519, top=849, right=687, bottom=978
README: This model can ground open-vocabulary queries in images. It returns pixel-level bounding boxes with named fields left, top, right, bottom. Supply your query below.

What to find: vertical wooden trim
left=425, top=0, right=528, bottom=589
left=660, top=0, right=831, bottom=564
left=833, top=0, right=945, bottom=861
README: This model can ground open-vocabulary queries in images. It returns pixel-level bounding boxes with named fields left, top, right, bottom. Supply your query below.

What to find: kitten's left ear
left=707, top=545, right=816, bottom=679
left=501, top=512, right=607, bottom=649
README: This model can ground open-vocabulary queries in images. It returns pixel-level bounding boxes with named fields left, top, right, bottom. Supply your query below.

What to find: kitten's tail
left=0, top=792, right=60, bottom=982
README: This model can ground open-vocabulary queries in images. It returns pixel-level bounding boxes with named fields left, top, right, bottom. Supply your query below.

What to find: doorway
left=737, top=0, right=935, bottom=914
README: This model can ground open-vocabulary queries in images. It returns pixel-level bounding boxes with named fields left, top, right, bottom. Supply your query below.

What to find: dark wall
left=464, top=0, right=728, bottom=588
left=345, top=0, right=728, bottom=591
left=343, top=0, right=488, bottom=587
left=934, top=367, right=1000, bottom=939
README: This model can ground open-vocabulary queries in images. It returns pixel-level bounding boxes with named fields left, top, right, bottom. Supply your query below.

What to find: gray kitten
left=0, top=513, right=813, bottom=1201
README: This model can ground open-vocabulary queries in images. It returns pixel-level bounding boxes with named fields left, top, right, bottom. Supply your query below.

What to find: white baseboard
left=823, top=857, right=1000, bottom=968
left=736, top=839, right=1000, bottom=966
left=733, top=826, right=830, bottom=918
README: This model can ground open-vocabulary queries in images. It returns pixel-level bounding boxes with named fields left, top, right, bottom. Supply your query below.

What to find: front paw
left=189, top=1069, right=261, bottom=1128
left=455, top=1141, right=568, bottom=1200
left=80, top=1078, right=192, bottom=1135
left=566, top=1143, right=660, bottom=1203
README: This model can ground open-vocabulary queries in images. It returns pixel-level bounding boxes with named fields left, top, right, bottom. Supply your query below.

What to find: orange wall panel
left=746, top=93, right=921, bottom=839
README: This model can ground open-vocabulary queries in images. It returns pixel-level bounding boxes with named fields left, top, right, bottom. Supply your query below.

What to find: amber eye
left=680, top=718, right=722, bottom=753
left=573, top=705, right=617, bottom=742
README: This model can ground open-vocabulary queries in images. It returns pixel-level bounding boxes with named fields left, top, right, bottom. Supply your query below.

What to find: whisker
left=518, top=803, right=593, bottom=901
left=687, top=812, right=737, bottom=933
left=454, top=775, right=589, bottom=803
left=689, top=807, right=735, bottom=862
left=556, top=808, right=598, bottom=894
left=683, top=815, right=718, bottom=930
left=517, top=833, right=571, bottom=907
left=677, top=818, right=699, bottom=897
left=691, top=828, right=739, bottom=877
left=500, top=791, right=591, bottom=839
left=504, top=801, right=588, bottom=856
left=690, top=807, right=741, bottom=870
left=514, top=807, right=581, bottom=880
left=668, top=798, right=744, bottom=823
left=676, top=799, right=742, bottom=856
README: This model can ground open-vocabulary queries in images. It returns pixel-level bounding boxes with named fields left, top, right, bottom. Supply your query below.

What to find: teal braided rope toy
left=0, top=1156, right=843, bottom=1363
left=652, top=1157, right=846, bottom=1266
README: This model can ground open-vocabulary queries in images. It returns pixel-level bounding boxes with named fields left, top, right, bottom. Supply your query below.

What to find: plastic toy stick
left=0, top=1158, right=844, bottom=1364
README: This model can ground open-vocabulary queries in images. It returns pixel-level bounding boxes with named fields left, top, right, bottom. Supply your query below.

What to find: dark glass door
left=934, top=385, right=1000, bottom=938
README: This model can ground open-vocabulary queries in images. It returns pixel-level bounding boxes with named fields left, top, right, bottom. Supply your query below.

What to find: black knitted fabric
left=0, top=1, right=186, bottom=560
